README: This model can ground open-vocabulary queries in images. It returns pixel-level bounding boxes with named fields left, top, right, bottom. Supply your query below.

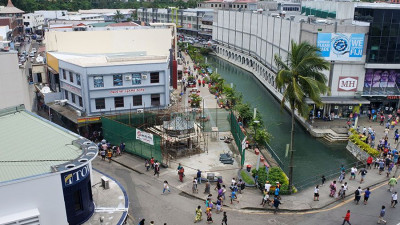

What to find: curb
left=112, top=158, right=144, bottom=175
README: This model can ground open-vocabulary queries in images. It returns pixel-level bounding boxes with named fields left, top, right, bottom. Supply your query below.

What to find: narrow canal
left=208, top=55, right=357, bottom=187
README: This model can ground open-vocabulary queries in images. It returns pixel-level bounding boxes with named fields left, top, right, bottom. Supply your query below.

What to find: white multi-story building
left=22, top=13, right=44, bottom=32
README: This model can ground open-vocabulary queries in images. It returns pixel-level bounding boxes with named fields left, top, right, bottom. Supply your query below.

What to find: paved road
left=92, top=155, right=400, bottom=225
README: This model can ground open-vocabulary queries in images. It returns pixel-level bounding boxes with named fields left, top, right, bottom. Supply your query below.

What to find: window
left=113, top=74, right=123, bottom=86
left=73, top=190, right=83, bottom=212
left=132, top=73, right=141, bottom=85
left=71, top=93, right=76, bottom=103
left=69, top=72, right=74, bottom=83
left=95, top=98, right=105, bottom=110
left=79, top=96, right=83, bottom=107
left=62, top=69, right=66, bottom=80
left=93, top=76, right=104, bottom=88
left=114, top=97, right=124, bottom=108
left=150, top=72, right=160, bottom=83
left=132, top=95, right=142, bottom=106
left=151, top=94, right=160, bottom=106
left=76, top=74, right=81, bottom=86
left=64, top=90, right=69, bottom=100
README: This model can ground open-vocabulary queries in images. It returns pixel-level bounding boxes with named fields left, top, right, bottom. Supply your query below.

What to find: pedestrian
left=216, top=197, right=222, bottom=213
left=238, top=179, right=245, bottom=194
left=377, top=205, right=387, bottom=224
left=339, top=171, right=345, bottom=183
left=274, top=185, right=280, bottom=200
left=221, top=212, right=227, bottom=225
left=314, top=185, right=319, bottom=201
left=329, top=180, right=337, bottom=197
left=343, top=182, right=348, bottom=198
left=359, top=166, right=368, bottom=183
left=265, top=180, right=271, bottom=192
left=321, top=175, right=326, bottom=186
left=342, top=210, right=351, bottom=225
left=139, top=219, right=145, bottom=225
left=354, top=187, right=362, bottom=204
left=100, top=149, right=106, bottom=161
left=367, top=156, right=373, bottom=169
left=107, top=150, right=112, bottom=163
left=145, top=159, right=150, bottom=171
left=178, top=166, right=184, bottom=182
left=150, top=157, right=155, bottom=169
left=193, top=178, right=198, bottom=194
left=163, top=180, right=170, bottom=194
left=350, top=166, right=357, bottom=180
left=154, top=161, right=160, bottom=177
left=120, top=142, right=125, bottom=153
left=204, top=180, right=211, bottom=194
left=273, top=195, right=281, bottom=214
left=150, top=221, right=154, bottom=225
left=387, top=162, right=394, bottom=177
left=391, top=192, right=398, bottom=208
left=206, top=208, right=213, bottom=224
left=197, top=169, right=202, bottom=184
left=338, top=185, right=345, bottom=200
left=230, top=190, right=239, bottom=204
left=388, top=176, right=397, bottom=192
left=261, top=189, right=270, bottom=206
left=194, top=206, right=202, bottom=223
left=221, top=185, right=226, bottom=200
left=379, top=159, right=385, bottom=175
left=364, top=187, right=371, bottom=205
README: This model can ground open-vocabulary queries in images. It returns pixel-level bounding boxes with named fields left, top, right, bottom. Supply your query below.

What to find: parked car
left=29, top=52, right=35, bottom=57
left=31, top=48, right=37, bottom=53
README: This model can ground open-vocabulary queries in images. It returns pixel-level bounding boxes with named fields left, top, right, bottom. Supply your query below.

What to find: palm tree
left=274, top=41, right=330, bottom=193
left=113, top=10, right=124, bottom=23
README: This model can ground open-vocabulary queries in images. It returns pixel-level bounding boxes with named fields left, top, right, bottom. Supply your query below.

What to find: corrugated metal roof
left=0, top=109, right=82, bottom=183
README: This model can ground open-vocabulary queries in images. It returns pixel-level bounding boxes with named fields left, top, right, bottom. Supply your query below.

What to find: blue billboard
left=317, top=33, right=365, bottom=61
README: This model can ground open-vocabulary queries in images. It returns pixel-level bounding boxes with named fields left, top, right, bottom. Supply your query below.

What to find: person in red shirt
left=342, top=210, right=351, bottom=225
left=367, top=156, right=373, bottom=169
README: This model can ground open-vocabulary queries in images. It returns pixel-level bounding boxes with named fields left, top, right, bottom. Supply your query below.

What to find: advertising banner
left=136, top=129, right=154, bottom=145
left=317, top=33, right=365, bottom=61
left=364, top=69, right=400, bottom=89
left=338, top=76, right=358, bottom=91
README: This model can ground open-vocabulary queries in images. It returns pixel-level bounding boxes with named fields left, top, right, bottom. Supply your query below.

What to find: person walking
left=359, top=167, right=368, bottom=183
left=154, top=161, right=160, bottom=178
left=342, top=210, right=351, bottom=225
left=216, top=197, right=222, bottom=213
left=193, top=178, right=198, bottom=194
left=377, top=205, right=387, bottom=224
left=329, top=181, right=337, bottom=197
left=194, top=206, right=202, bottom=223
left=314, top=185, right=320, bottom=201
left=138, top=219, right=145, bottom=225
left=230, top=190, right=239, bottom=204
left=388, top=176, right=397, bottom=192
left=350, top=166, right=357, bottom=180
left=367, top=156, right=373, bottom=169
left=204, top=180, right=211, bottom=194
left=364, top=187, right=371, bottom=205
left=100, top=149, right=106, bottom=161
left=343, top=182, right=348, bottom=198
left=379, top=159, right=385, bottom=175
left=206, top=208, right=213, bottom=224
left=339, top=171, right=345, bottom=183
left=178, top=166, right=184, bottom=182
left=197, top=170, right=202, bottom=184
left=150, top=157, right=155, bottom=169
left=273, top=195, right=281, bottom=214
left=261, top=189, right=271, bottom=206
left=391, top=192, right=398, bottom=208
left=321, top=175, right=326, bottom=186
left=354, top=187, right=362, bottom=204
left=107, top=150, right=112, bottom=163
left=221, top=212, right=227, bottom=225
left=145, top=160, right=150, bottom=171
left=162, top=180, right=170, bottom=194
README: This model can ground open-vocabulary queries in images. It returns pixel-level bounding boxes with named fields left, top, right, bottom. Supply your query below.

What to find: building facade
left=23, top=13, right=44, bottom=33
left=0, top=0, right=24, bottom=40
left=0, top=105, right=98, bottom=225
left=55, top=53, right=170, bottom=116
left=213, top=9, right=370, bottom=118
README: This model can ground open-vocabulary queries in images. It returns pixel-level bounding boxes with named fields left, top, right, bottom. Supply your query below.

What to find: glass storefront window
left=132, top=73, right=141, bottom=85
left=93, top=76, right=104, bottom=88
left=113, top=74, right=123, bottom=86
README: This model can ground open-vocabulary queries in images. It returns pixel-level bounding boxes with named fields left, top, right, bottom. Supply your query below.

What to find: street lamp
left=253, top=120, right=260, bottom=147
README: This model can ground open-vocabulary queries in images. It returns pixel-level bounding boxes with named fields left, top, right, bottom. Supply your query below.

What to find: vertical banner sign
left=317, top=33, right=365, bottom=61
left=136, top=129, right=154, bottom=145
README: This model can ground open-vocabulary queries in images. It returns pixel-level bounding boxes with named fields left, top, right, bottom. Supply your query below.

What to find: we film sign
left=338, top=76, right=358, bottom=91
left=317, top=33, right=365, bottom=61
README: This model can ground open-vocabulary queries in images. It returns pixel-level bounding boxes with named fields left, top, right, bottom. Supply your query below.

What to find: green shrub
left=349, top=134, right=379, bottom=157
left=240, top=170, right=255, bottom=185
left=252, top=166, right=293, bottom=194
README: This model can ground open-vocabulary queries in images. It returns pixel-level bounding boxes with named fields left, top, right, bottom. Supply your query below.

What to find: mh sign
left=338, top=76, right=358, bottom=91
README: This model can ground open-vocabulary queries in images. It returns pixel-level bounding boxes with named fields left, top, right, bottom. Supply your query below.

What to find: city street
left=93, top=156, right=400, bottom=225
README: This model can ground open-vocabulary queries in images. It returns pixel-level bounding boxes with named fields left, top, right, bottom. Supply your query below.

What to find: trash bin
left=246, top=165, right=252, bottom=172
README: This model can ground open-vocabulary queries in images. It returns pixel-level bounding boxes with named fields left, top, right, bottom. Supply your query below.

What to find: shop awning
left=305, top=97, right=370, bottom=105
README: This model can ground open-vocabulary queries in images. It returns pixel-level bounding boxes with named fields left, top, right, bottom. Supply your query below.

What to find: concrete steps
left=323, top=131, right=349, bottom=142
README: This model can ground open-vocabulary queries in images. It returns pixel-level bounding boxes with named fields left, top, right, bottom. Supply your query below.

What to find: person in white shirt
left=265, top=181, right=271, bottom=192
left=391, top=192, right=398, bottom=208
left=350, top=167, right=358, bottom=180
left=163, top=180, right=170, bottom=194
left=231, top=178, right=236, bottom=185
left=314, top=185, right=320, bottom=201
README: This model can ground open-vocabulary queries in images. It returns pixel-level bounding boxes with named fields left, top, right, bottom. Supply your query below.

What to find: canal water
left=208, top=55, right=357, bottom=187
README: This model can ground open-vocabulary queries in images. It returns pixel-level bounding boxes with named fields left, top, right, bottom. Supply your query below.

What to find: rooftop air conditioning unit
left=141, top=73, right=148, bottom=79
left=137, top=108, right=144, bottom=113
left=54, top=100, right=61, bottom=105
left=101, top=176, right=109, bottom=189
left=60, top=99, right=68, bottom=106
left=125, top=75, right=132, bottom=81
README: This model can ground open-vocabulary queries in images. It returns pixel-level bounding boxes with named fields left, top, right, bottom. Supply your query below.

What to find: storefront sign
left=387, top=96, right=400, bottom=100
left=109, top=88, right=145, bottom=94
left=338, top=76, right=358, bottom=91
left=77, top=117, right=101, bottom=124
left=136, top=129, right=154, bottom=145
left=63, top=164, right=90, bottom=187
left=61, top=82, right=81, bottom=95
left=317, top=33, right=365, bottom=61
